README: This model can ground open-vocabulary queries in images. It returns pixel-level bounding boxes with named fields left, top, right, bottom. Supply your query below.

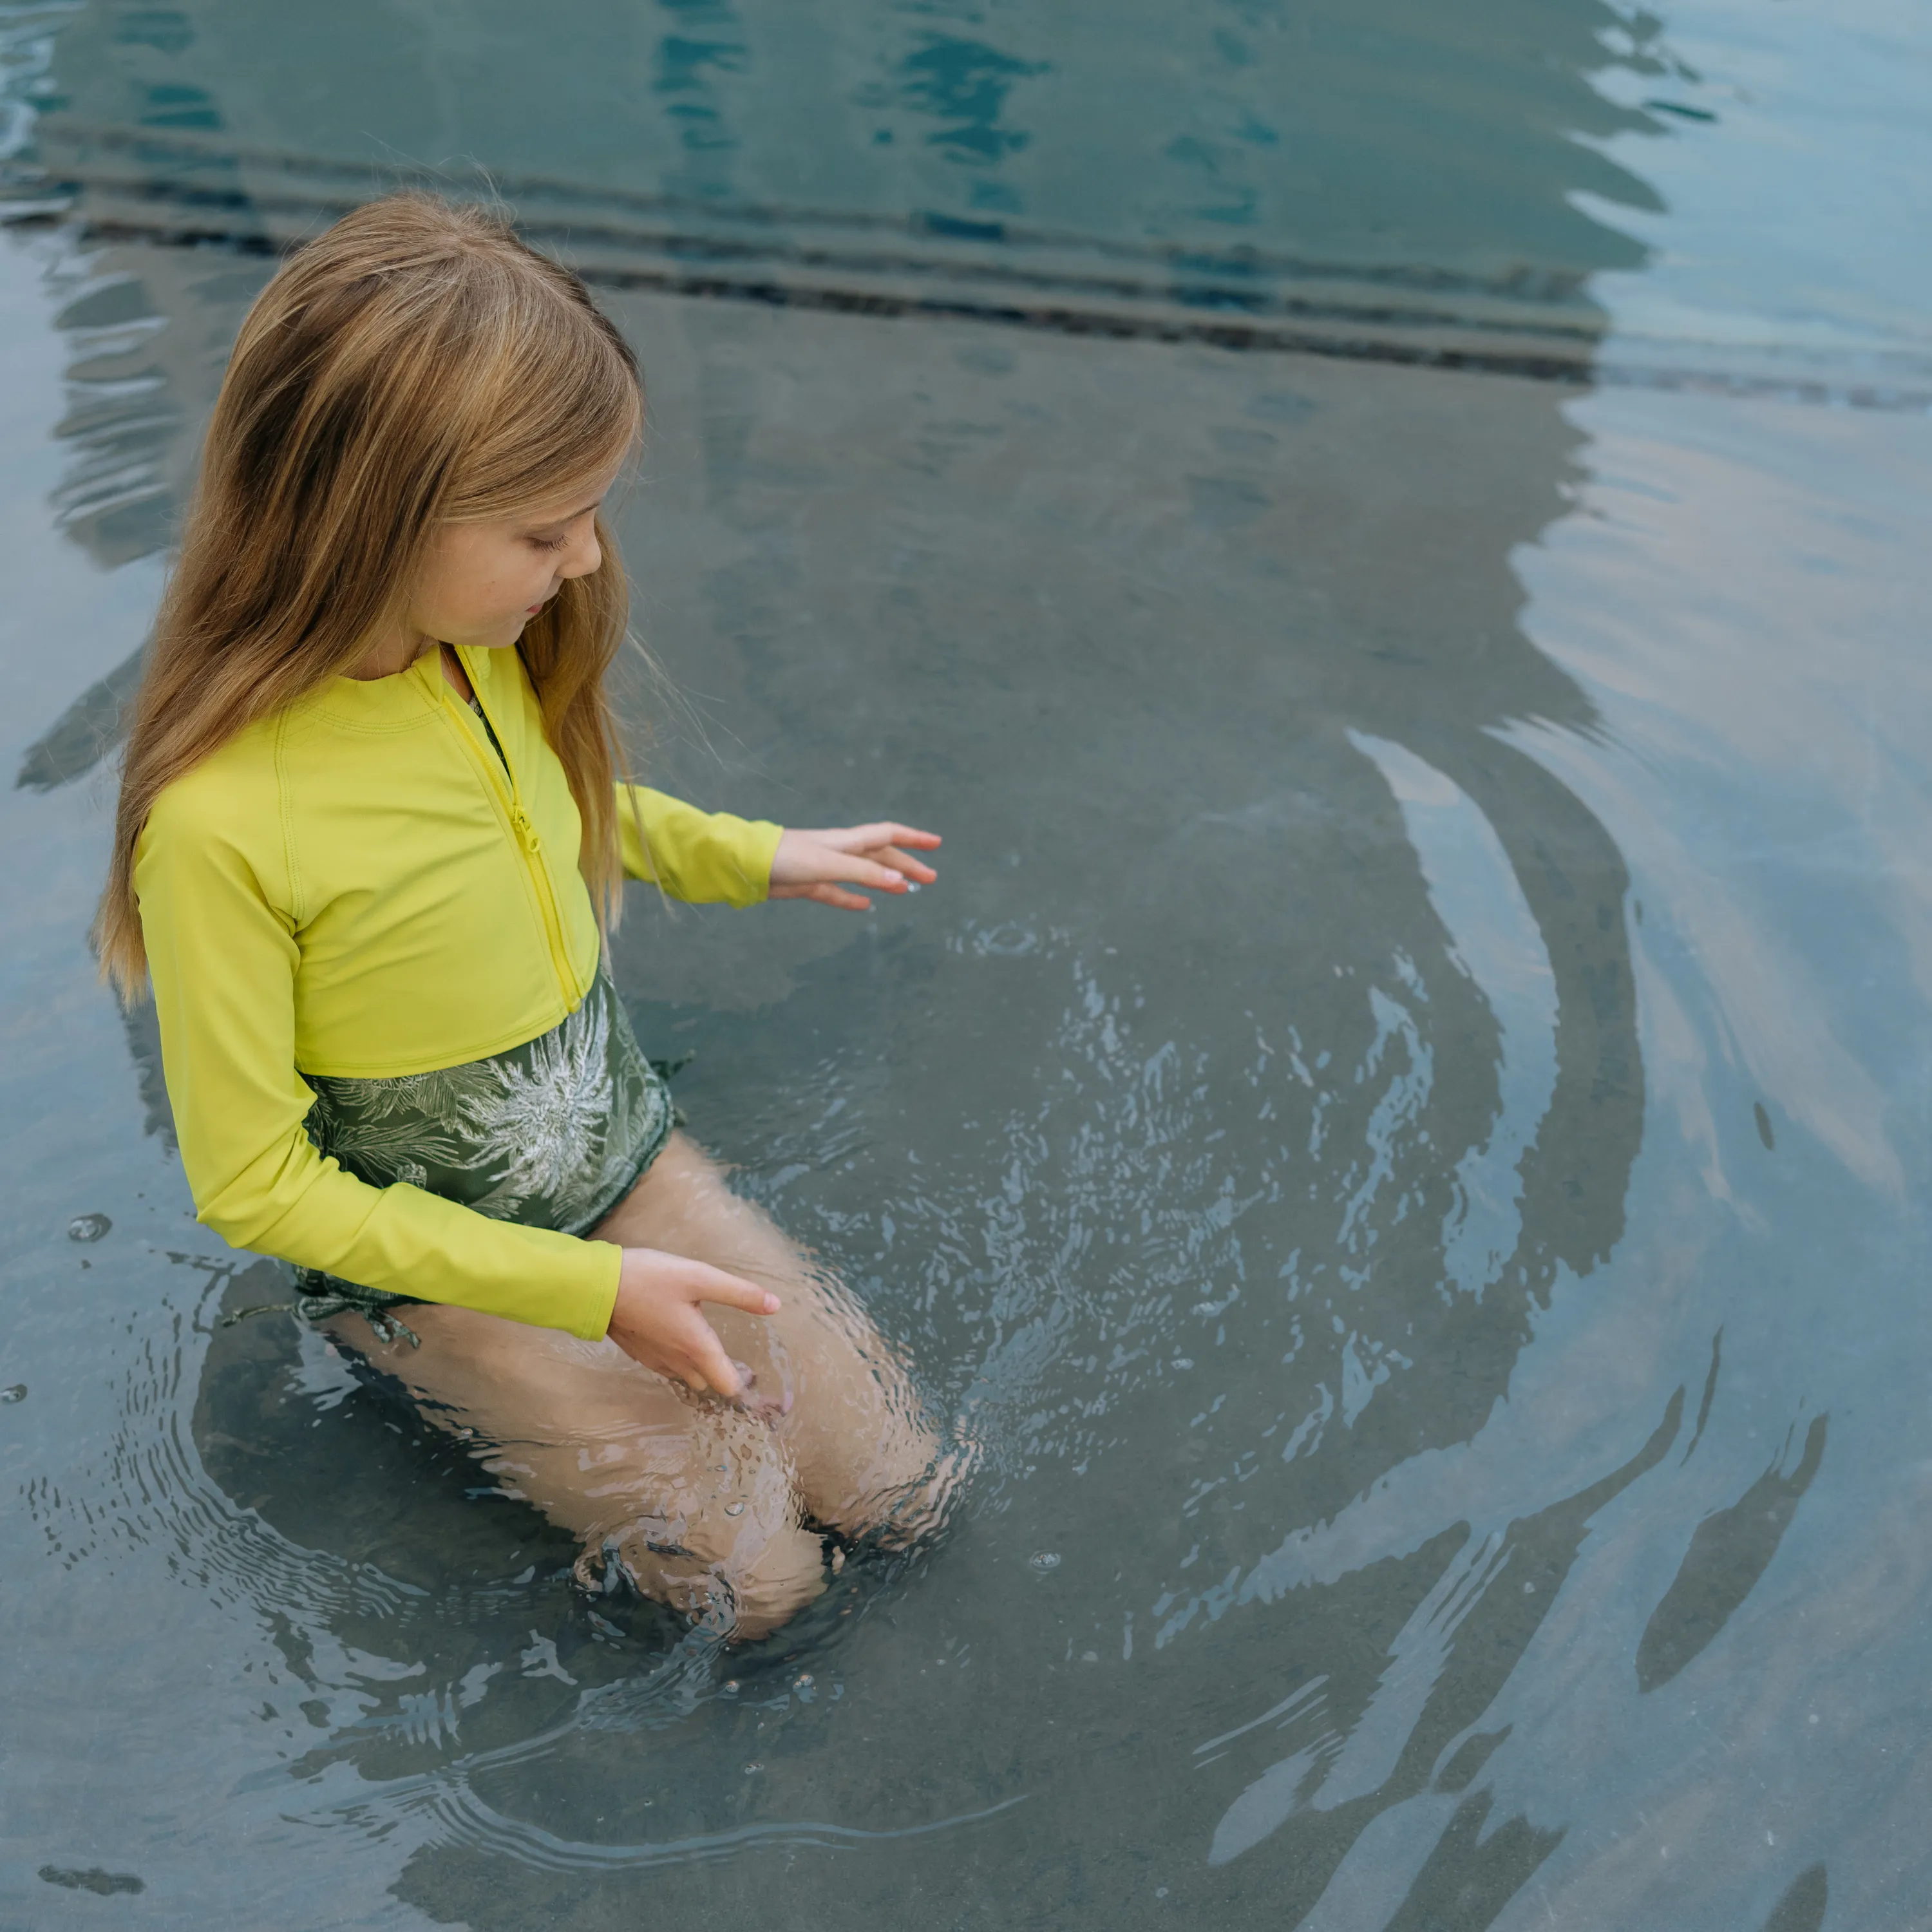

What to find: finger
left=808, top=883, right=876, bottom=911
left=776, top=863, right=901, bottom=897
left=875, top=846, right=940, bottom=884
left=817, top=822, right=938, bottom=856
left=686, top=1264, right=783, bottom=1318
left=798, top=824, right=942, bottom=858
left=835, top=823, right=940, bottom=851
left=820, top=822, right=899, bottom=852
left=680, top=1318, right=744, bottom=1399
left=730, top=1359, right=789, bottom=1421
left=800, top=848, right=910, bottom=893
left=790, top=839, right=931, bottom=895
left=837, top=857, right=913, bottom=892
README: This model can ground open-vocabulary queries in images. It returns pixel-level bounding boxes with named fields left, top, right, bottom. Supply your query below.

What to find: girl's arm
left=614, top=788, right=940, bottom=909
left=137, top=785, right=623, bottom=1340
left=615, top=786, right=782, bottom=902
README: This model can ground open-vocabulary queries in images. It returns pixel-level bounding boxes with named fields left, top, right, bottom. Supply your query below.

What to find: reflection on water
left=24, top=0, right=1661, bottom=274
left=4, top=0, right=1669, bottom=389
left=2, top=0, right=1931, bottom=1927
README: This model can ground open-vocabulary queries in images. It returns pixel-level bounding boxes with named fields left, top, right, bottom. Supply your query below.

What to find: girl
left=95, top=194, right=953, bottom=1640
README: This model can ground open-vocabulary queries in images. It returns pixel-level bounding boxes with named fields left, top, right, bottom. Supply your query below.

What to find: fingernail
left=764, top=1293, right=781, bottom=1312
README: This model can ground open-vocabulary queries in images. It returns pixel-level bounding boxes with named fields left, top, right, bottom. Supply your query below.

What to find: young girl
left=95, top=194, right=953, bottom=1640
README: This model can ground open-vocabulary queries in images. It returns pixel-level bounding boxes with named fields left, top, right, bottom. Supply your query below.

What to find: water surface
left=1, top=3, right=1929, bottom=1927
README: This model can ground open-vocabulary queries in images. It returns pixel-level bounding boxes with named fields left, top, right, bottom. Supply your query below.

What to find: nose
left=559, top=515, right=601, bottom=582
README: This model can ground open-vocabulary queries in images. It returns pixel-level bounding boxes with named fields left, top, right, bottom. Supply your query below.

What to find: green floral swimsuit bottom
left=290, top=967, right=674, bottom=1341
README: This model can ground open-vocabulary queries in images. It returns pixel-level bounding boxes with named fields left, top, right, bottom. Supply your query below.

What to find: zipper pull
left=511, top=806, right=541, bottom=853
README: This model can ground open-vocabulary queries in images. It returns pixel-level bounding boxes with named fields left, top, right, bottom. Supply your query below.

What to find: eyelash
left=530, top=535, right=569, bottom=553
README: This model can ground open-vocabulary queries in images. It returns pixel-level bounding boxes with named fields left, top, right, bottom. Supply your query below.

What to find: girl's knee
left=596, top=1447, right=827, bottom=1639
left=816, top=1428, right=967, bottom=1548
left=634, top=1521, right=828, bottom=1642
left=720, top=1524, right=830, bottom=1639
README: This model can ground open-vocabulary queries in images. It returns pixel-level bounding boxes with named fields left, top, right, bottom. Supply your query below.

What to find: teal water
left=1, top=3, right=1929, bottom=1927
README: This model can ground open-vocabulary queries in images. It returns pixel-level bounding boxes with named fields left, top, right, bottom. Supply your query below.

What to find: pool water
left=1, top=3, right=1929, bottom=1927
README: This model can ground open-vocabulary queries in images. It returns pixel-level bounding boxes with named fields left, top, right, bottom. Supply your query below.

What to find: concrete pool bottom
left=3, top=232, right=1929, bottom=1929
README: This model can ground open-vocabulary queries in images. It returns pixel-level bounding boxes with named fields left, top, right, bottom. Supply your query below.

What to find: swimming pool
left=1, top=2, right=1929, bottom=1926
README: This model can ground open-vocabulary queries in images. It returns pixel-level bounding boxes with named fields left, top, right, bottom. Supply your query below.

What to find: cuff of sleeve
left=739, top=818, right=784, bottom=906
left=565, top=1238, right=624, bottom=1341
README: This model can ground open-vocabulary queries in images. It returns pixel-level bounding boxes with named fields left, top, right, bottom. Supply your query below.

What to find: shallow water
left=2, top=3, right=1931, bottom=1928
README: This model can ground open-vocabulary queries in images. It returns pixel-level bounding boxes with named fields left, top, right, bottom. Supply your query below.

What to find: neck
left=348, top=621, right=432, bottom=682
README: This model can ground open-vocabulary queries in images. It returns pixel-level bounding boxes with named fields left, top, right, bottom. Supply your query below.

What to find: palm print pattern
left=304, top=969, right=673, bottom=1240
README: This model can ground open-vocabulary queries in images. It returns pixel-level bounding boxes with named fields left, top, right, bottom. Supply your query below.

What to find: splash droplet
left=793, top=1672, right=813, bottom=1690
left=67, top=1215, right=110, bottom=1244
left=723, top=1501, right=746, bottom=1517
left=743, top=1761, right=762, bottom=1775
left=1, top=1385, right=24, bottom=1404
left=1030, top=1551, right=1061, bottom=1573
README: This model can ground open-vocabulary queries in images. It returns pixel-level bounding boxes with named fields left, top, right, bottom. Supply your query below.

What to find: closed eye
left=529, top=533, right=570, bottom=553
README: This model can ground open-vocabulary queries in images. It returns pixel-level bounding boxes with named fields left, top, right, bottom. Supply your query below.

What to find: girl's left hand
left=769, top=822, right=940, bottom=911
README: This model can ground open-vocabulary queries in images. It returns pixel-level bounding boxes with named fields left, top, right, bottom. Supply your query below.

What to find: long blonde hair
left=95, top=193, right=645, bottom=1000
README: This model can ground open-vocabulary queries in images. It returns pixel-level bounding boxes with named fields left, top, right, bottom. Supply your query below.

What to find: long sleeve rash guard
left=133, top=642, right=782, bottom=1340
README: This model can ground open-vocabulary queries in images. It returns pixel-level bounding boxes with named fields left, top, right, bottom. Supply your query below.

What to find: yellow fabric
left=134, top=643, right=783, bottom=1339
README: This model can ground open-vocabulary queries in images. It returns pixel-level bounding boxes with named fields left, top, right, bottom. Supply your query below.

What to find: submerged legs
left=333, top=1133, right=955, bottom=1640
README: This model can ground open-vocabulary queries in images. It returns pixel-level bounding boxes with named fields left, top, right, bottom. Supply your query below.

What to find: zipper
left=438, top=652, right=581, bottom=1011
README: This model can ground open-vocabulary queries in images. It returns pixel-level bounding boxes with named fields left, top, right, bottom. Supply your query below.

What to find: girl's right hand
left=605, top=1246, right=780, bottom=1400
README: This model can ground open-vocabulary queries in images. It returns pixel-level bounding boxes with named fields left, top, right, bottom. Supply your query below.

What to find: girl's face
left=405, top=460, right=623, bottom=652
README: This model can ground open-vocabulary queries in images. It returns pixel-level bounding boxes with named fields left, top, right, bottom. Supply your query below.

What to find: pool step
left=8, top=121, right=1931, bottom=409
left=6, top=120, right=1610, bottom=383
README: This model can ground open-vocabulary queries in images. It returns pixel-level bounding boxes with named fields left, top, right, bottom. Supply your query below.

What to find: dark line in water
left=4, top=204, right=1926, bottom=412
left=7, top=152, right=1613, bottom=352
left=9, top=174, right=1609, bottom=346
left=568, top=267, right=1931, bottom=407
left=1682, top=1328, right=1722, bottom=1463
left=582, top=263, right=1604, bottom=382
left=18, top=122, right=1605, bottom=310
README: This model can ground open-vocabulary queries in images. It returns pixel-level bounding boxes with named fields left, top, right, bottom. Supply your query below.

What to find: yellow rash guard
left=133, top=642, right=783, bottom=1339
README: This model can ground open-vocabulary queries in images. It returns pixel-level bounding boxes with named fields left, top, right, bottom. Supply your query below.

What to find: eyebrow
left=526, top=496, right=605, bottom=533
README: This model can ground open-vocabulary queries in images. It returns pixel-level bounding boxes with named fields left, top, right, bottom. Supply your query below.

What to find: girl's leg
left=589, top=1133, right=953, bottom=1544
left=330, top=1304, right=827, bottom=1640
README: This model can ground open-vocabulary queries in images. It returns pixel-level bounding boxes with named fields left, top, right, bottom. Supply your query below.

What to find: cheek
left=417, top=544, right=542, bottom=632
